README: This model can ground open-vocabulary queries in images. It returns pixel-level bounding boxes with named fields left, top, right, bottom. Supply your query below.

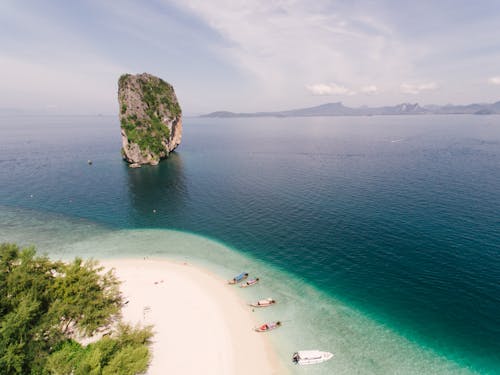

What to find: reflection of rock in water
left=125, top=152, right=187, bottom=227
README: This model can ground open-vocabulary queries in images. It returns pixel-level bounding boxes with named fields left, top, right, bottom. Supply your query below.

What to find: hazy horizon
left=2, top=99, right=500, bottom=117
left=2, top=1, right=500, bottom=115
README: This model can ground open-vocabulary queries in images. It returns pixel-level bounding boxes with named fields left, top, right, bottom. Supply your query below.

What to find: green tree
left=45, top=324, right=152, bottom=375
left=0, top=243, right=152, bottom=375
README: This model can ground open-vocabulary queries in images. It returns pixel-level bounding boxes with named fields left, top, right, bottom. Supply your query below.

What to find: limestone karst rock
left=118, top=73, right=182, bottom=165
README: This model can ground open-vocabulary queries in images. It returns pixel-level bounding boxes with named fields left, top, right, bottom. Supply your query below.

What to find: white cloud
left=400, top=82, right=438, bottom=94
left=306, top=83, right=354, bottom=96
left=6, top=1, right=499, bottom=112
left=361, top=85, right=378, bottom=94
left=306, top=83, right=378, bottom=97
left=306, top=84, right=336, bottom=96
left=489, top=76, right=500, bottom=85
left=170, top=0, right=414, bottom=106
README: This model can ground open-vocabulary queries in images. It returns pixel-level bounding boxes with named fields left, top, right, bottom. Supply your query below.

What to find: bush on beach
left=0, top=243, right=152, bottom=375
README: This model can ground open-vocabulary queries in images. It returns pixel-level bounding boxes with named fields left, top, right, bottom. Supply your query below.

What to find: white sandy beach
left=99, top=258, right=284, bottom=375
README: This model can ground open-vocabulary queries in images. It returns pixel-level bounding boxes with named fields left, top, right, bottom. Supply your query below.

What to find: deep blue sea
left=0, top=114, right=499, bottom=373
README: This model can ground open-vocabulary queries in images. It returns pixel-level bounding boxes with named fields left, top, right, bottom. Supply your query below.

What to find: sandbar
left=99, top=258, right=285, bottom=374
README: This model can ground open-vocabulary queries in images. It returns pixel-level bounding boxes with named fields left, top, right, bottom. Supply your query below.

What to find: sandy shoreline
left=99, top=258, right=285, bottom=375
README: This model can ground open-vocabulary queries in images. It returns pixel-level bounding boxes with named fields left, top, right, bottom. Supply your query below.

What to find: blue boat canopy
left=234, top=272, right=247, bottom=281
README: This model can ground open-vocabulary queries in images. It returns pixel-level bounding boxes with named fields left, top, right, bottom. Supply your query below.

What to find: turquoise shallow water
left=0, top=206, right=475, bottom=374
left=0, top=115, right=499, bottom=373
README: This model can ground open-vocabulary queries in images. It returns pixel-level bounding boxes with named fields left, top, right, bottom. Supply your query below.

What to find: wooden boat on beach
left=228, top=272, right=248, bottom=284
left=249, top=298, right=276, bottom=307
left=254, top=321, right=281, bottom=332
left=240, top=278, right=259, bottom=288
left=292, top=350, right=333, bottom=365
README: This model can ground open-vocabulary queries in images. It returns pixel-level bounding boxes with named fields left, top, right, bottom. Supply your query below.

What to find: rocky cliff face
left=118, top=73, right=182, bottom=165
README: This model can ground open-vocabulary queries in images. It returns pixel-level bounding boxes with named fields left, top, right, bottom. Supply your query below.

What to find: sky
left=1, top=0, right=500, bottom=115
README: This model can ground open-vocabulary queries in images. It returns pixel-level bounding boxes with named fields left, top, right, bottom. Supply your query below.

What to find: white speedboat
left=292, top=350, right=333, bottom=365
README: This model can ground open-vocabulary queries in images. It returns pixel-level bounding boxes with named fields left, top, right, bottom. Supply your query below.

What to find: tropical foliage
left=0, top=243, right=152, bottom=375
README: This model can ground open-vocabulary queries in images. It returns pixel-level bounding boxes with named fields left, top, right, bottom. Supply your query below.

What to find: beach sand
left=100, top=258, right=284, bottom=375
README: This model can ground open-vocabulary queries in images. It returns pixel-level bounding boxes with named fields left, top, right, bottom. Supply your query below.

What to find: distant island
left=202, top=101, right=500, bottom=118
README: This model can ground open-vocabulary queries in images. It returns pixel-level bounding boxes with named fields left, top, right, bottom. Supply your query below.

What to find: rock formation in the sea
left=118, top=73, right=182, bottom=165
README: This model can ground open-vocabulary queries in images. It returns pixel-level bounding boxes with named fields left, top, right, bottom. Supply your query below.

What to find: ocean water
left=0, top=114, right=499, bottom=373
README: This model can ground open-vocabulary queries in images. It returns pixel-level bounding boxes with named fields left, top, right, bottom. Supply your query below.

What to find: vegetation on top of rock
left=118, top=73, right=131, bottom=88
left=118, top=73, right=182, bottom=165
left=0, top=243, right=152, bottom=375
left=138, top=76, right=181, bottom=119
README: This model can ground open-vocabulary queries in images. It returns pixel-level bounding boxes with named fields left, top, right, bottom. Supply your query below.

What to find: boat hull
left=249, top=300, right=275, bottom=308
left=240, top=279, right=259, bottom=288
left=254, top=322, right=281, bottom=332
left=292, top=350, right=333, bottom=365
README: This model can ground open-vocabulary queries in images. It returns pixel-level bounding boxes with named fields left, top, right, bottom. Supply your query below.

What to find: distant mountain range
left=202, top=101, right=500, bottom=118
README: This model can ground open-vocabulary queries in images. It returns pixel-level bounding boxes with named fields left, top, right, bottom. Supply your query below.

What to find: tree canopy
left=0, top=243, right=152, bottom=374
